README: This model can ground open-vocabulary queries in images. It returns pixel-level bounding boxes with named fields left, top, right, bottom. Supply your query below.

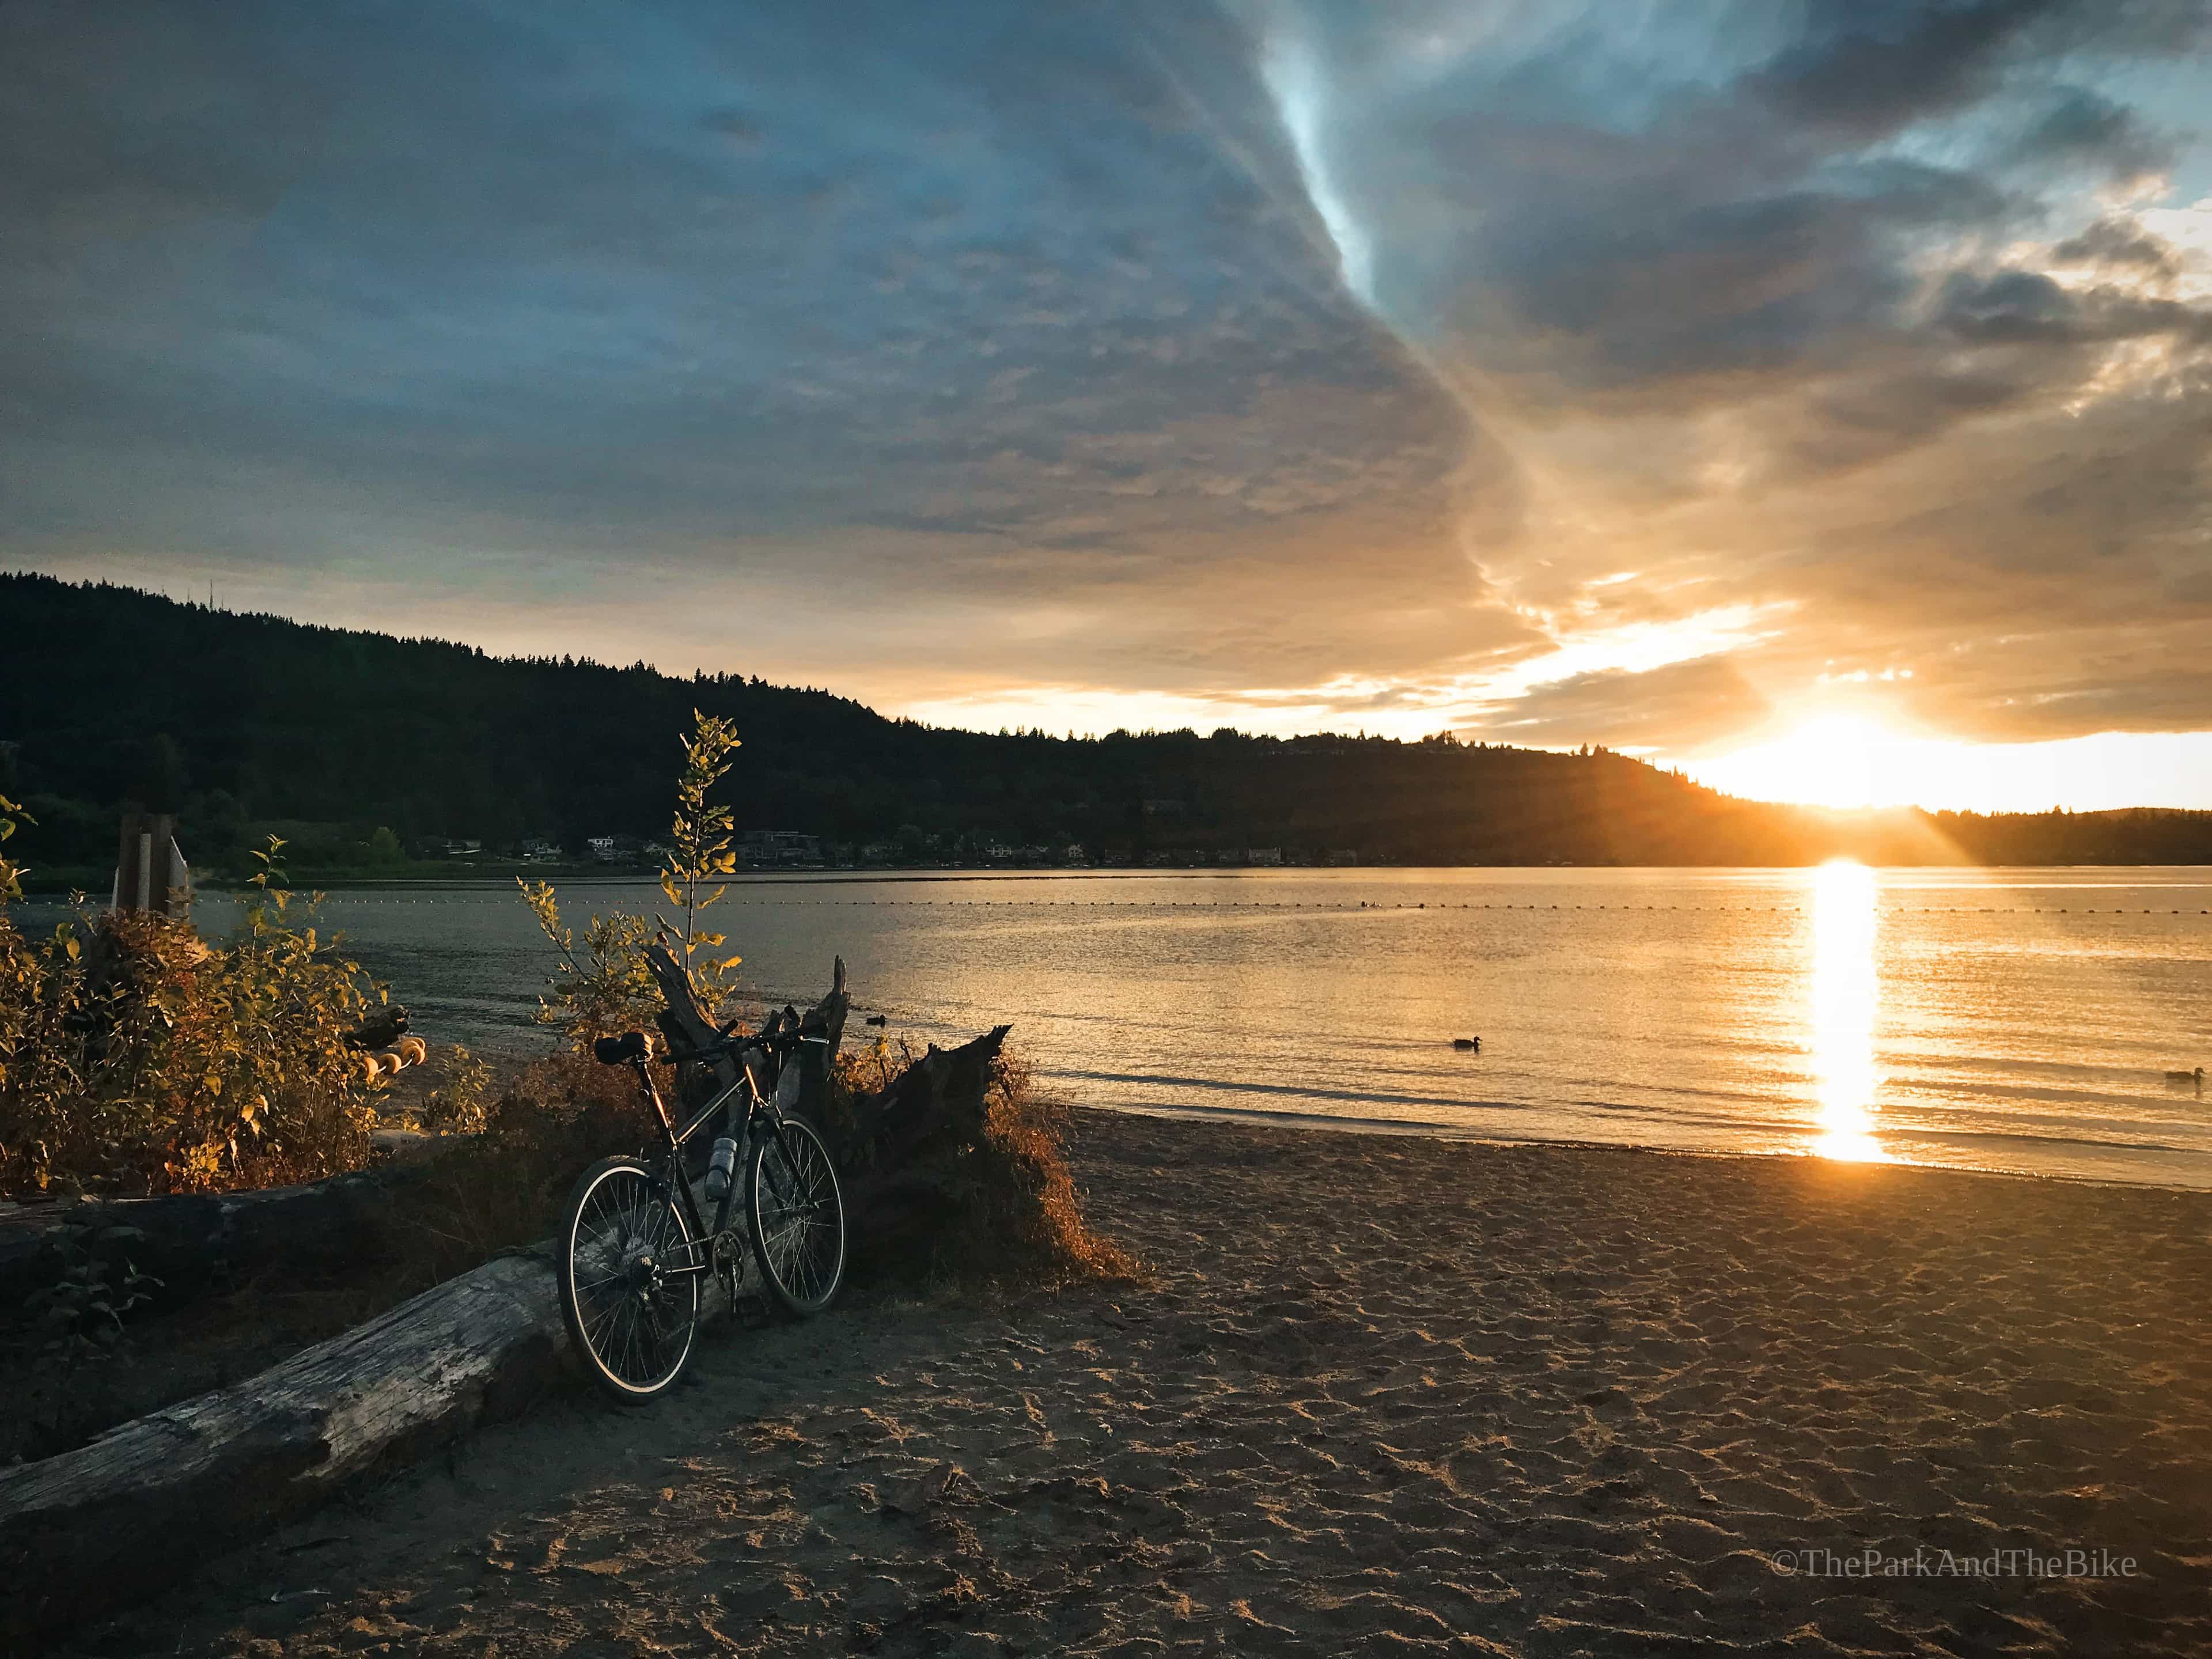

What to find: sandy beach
left=69, top=1111, right=2212, bottom=1657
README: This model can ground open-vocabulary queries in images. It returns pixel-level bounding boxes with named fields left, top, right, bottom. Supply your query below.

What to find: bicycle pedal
left=730, top=1290, right=775, bottom=1330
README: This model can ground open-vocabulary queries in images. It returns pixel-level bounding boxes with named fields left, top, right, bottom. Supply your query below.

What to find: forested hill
left=3, top=573, right=2208, bottom=878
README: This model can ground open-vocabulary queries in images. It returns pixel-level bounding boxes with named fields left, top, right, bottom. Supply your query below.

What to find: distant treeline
left=2, top=573, right=2207, bottom=878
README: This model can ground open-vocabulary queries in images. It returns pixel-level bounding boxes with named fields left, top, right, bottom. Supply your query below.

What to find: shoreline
left=373, top=1046, right=2212, bottom=1198
left=20, top=859, right=2212, bottom=899
left=88, top=1109, right=2212, bottom=1657
left=1085, top=1100, right=2212, bottom=1195
left=407, top=1065, right=2212, bottom=1198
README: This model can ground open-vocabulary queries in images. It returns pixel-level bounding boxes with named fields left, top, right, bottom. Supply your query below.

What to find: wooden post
left=112, top=812, right=188, bottom=916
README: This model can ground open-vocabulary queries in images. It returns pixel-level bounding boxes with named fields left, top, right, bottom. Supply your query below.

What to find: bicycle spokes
left=561, top=1160, right=700, bottom=1398
left=749, top=1119, right=846, bottom=1315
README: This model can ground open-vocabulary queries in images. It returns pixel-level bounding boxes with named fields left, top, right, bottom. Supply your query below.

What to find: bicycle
left=556, top=1023, right=849, bottom=1402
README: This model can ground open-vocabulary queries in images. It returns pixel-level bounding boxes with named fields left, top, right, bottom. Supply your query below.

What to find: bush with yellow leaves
left=0, top=806, right=385, bottom=1196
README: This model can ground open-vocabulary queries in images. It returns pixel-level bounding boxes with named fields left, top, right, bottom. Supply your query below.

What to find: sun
left=1699, top=714, right=1893, bottom=809
left=1683, top=710, right=2030, bottom=811
left=1687, top=721, right=2212, bottom=814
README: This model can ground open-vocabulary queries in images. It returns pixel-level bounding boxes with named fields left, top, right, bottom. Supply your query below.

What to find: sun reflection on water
left=1810, top=861, right=1888, bottom=1161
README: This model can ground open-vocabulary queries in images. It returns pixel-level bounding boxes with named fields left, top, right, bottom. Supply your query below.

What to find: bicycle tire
left=558, top=1155, right=700, bottom=1402
left=745, top=1117, right=847, bottom=1317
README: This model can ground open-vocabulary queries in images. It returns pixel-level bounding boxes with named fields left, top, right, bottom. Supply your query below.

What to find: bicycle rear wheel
left=558, top=1156, right=700, bottom=1402
left=745, top=1117, right=847, bottom=1316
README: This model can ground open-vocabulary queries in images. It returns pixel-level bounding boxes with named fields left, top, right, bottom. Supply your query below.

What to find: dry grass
left=377, top=1051, right=653, bottom=1291
left=389, top=1043, right=1136, bottom=1296
left=968, top=1051, right=1140, bottom=1286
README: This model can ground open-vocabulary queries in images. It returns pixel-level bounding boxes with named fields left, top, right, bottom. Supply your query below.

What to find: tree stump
left=642, top=947, right=850, bottom=1132
left=832, top=1025, right=1012, bottom=1257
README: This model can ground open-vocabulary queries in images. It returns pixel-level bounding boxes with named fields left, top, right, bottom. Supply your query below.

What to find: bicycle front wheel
left=746, top=1117, right=847, bottom=1316
left=558, top=1156, right=700, bottom=1402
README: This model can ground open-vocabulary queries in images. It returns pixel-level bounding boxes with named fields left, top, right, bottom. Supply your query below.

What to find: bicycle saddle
left=593, top=1030, right=650, bottom=1065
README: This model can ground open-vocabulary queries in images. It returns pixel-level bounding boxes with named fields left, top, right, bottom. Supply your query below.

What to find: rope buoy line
left=290, top=893, right=2209, bottom=915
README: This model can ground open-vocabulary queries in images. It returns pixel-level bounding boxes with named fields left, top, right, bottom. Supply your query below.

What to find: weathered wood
left=839, top=1024, right=1010, bottom=1175
left=0, top=1249, right=567, bottom=1646
left=634, top=949, right=997, bottom=1256
left=643, top=948, right=850, bottom=1130
left=112, top=811, right=187, bottom=916
left=643, top=941, right=734, bottom=1073
left=790, top=956, right=850, bottom=1120
left=0, top=952, right=879, bottom=1643
left=834, top=1025, right=1012, bottom=1251
left=0, top=1164, right=433, bottom=1321
left=341, top=1003, right=411, bottom=1052
left=0, top=955, right=994, bottom=1646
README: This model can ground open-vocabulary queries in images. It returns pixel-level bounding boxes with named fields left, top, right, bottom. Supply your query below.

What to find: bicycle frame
left=620, top=1044, right=809, bottom=1279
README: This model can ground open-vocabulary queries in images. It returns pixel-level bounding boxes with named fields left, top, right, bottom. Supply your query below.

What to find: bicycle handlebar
left=593, top=1027, right=828, bottom=1068
left=734, top=1027, right=826, bottom=1051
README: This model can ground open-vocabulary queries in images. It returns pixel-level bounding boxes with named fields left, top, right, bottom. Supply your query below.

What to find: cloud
left=1746, top=0, right=2075, bottom=136
left=2054, top=214, right=2184, bottom=273
left=2, top=0, right=2210, bottom=779
left=1463, top=655, right=1777, bottom=752
left=2014, top=85, right=2173, bottom=178
left=0, top=6, right=1470, bottom=622
left=1238, top=0, right=2212, bottom=752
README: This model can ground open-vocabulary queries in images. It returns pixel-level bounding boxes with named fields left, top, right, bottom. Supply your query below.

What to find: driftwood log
left=0, top=1164, right=433, bottom=1324
left=0, top=1014, right=437, bottom=1319
left=0, top=1249, right=566, bottom=1646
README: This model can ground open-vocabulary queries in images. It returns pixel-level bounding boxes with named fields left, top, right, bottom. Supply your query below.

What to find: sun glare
left=1687, top=718, right=2212, bottom=813
left=1703, top=714, right=1892, bottom=809
left=1809, top=860, right=1887, bottom=1162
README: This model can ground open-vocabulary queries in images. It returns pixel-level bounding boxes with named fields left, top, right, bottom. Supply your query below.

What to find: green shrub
left=418, top=1043, right=494, bottom=1136
left=513, top=892, right=663, bottom=1049
left=22, top=1220, right=163, bottom=1355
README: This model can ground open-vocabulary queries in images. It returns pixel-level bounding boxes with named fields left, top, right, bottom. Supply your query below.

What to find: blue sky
left=6, top=1, right=2211, bottom=806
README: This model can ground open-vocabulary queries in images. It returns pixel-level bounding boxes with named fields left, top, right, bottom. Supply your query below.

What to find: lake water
left=35, top=866, right=2212, bottom=1189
